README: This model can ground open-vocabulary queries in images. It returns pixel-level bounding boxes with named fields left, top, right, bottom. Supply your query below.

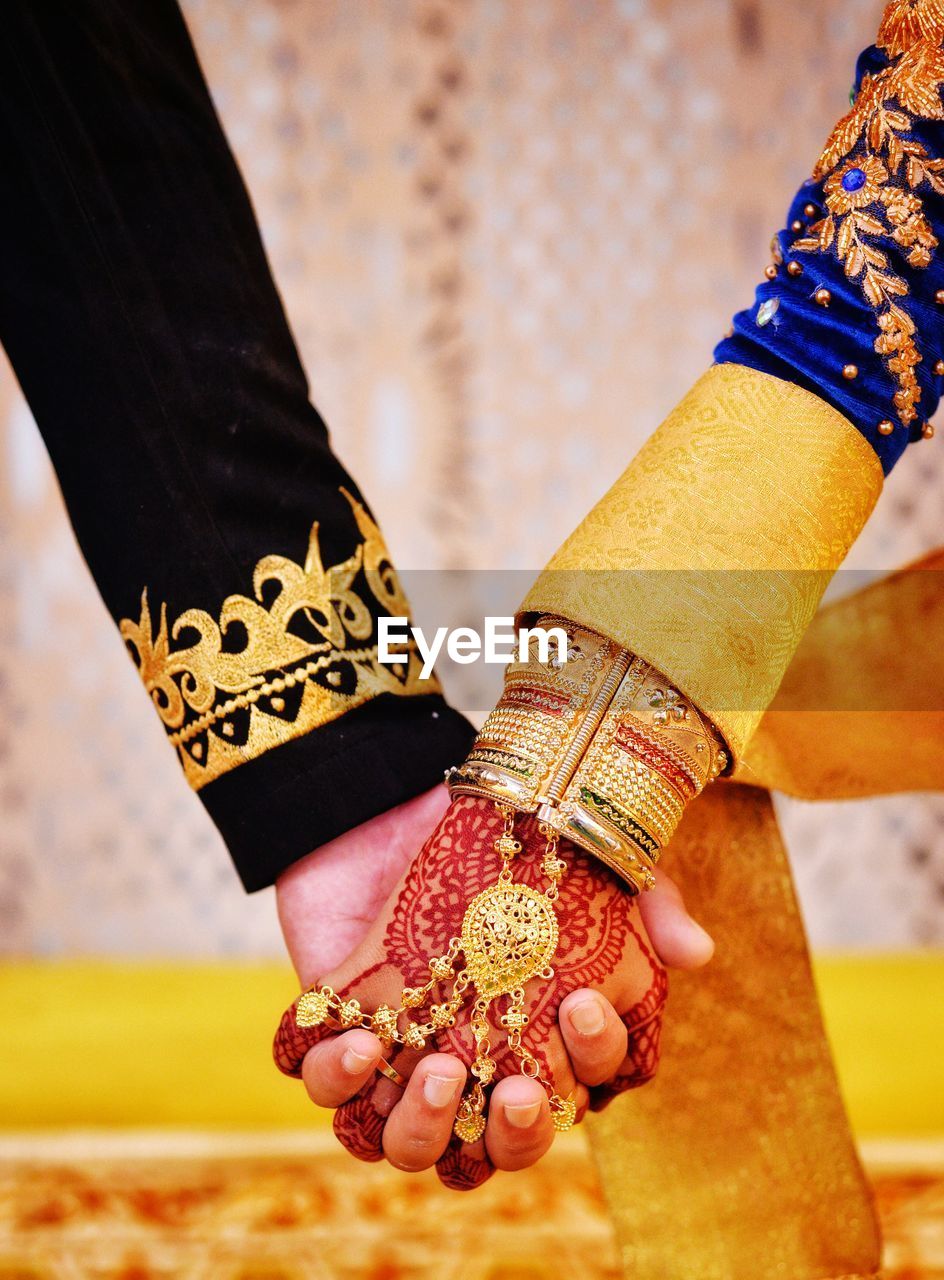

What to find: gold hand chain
left=295, top=803, right=575, bottom=1141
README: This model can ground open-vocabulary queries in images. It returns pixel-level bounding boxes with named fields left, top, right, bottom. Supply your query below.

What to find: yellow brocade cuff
left=520, top=363, right=884, bottom=761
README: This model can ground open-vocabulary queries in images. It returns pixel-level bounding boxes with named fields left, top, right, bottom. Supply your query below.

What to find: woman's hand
left=275, top=793, right=714, bottom=1189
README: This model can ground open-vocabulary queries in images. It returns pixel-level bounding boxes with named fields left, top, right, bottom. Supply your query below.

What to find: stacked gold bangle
left=447, top=616, right=728, bottom=892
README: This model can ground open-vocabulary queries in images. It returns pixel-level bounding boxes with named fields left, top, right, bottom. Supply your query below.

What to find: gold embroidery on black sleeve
left=120, top=491, right=437, bottom=789
left=793, top=0, right=944, bottom=428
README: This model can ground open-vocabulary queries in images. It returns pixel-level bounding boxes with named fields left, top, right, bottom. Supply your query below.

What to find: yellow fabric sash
left=522, top=364, right=883, bottom=761
left=520, top=364, right=942, bottom=1278
left=588, top=555, right=944, bottom=1280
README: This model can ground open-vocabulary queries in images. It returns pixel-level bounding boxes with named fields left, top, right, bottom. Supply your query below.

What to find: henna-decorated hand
left=275, top=794, right=712, bottom=1190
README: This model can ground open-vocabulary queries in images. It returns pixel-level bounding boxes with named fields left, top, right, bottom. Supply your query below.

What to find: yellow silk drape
left=586, top=548, right=944, bottom=1280
left=518, top=362, right=944, bottom=1278
left=522, top=364, right=884, bottom=761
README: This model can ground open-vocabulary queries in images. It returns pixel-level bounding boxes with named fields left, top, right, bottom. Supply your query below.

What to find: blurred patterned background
left=1, top=0, right=942, bottom=956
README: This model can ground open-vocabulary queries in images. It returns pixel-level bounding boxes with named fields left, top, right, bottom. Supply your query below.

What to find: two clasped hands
left=274, top=780, right=715, bottom=1191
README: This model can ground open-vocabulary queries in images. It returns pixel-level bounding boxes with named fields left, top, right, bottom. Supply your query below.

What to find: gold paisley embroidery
left=794, top=0, right=944, bottom=426
left=120, top=490, right=437, bottom=789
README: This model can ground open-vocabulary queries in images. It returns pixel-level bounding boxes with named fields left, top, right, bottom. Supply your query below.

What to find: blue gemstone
left=841, top=167, right=868, bottom=193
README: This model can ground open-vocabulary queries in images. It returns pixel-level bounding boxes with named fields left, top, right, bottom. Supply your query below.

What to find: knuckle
left=577, top=1064, right=616, bottom=1088
left=305, top=1071, right=348, bottom=1109
left=491, top=1137, right=551, bottom=1171
left=302, top=1074, right=335, bottom=1108
left=384, top=1131, right=440, bottom=1173
left=579, top=1029, right=629, bottom=1087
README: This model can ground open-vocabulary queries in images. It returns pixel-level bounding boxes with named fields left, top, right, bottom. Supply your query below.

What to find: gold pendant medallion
left=460, top=882, right=559, bottom=1000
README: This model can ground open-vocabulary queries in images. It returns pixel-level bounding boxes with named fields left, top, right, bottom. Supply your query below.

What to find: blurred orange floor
left=0, top=1131, right=941, bottom=1279
left=0, top=958, right=941, bottom=1277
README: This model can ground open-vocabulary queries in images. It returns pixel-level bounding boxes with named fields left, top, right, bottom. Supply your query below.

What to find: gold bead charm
left=429, top=955, right=455, bottom=981
left=472, top=1055, right=496, bottom=1085
left=815, top=288, right=832, bottom=306
left=430, top=1003, right=457, bottom=1029
left=402, top=1024, right=428, bottom=1050
left=764, top=264, right=778, bottom=280
left=295, top=988, right=332, bottom=1028
left=370, top=1005, right=399, bottom=1043
left=338, top=999, right=362, bottom=1028
left=551, top=1094, right=578, bottom=1132
left=878, top=419, right=895, bottom=435
left=842, top=364, right=859, bottom=380
left=922, top=421, right=935, bottom=439
left=454, top=1094, right=487, bottom=1144
left=787, top=261, right=803, bottom=276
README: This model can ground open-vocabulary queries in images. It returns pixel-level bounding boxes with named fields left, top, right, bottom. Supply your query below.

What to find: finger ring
left=375, top=1056, right=409, bottom=1088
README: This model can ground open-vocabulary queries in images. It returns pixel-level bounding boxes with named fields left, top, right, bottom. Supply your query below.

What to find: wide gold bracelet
left=446, top=616, right=728, bottom=892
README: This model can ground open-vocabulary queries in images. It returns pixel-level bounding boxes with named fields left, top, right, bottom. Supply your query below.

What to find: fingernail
left=569, top=997, right=606, bottom=1036
left=423, top=1073, right=461, bottom=1109
left=341, top=1047, right=375, bottom=1075
left=504, top=1100, right=542, bottom=1129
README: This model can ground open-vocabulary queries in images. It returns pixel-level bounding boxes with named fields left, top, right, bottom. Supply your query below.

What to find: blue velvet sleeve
left=714, top=17, right=944, bottom=475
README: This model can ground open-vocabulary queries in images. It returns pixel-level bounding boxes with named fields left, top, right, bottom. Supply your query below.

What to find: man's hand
left=277, top=785, right=713, bottom=981
left=277, top=785, right=453, bottom=979
left=276, top=790, right=715, bottom=1188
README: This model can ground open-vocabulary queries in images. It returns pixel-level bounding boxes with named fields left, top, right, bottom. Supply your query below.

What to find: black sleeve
left=0, top=0, right=474, bottom=890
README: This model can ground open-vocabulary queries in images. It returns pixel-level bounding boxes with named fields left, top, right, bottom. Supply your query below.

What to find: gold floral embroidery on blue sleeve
left=794, top=0, right=944, bottom=428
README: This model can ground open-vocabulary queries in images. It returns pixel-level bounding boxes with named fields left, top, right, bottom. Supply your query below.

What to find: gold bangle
left=446, top=616, right=727, bottom=891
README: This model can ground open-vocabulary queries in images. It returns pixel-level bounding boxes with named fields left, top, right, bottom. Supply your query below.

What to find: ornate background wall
left=2, top=0, right=942, bottom=955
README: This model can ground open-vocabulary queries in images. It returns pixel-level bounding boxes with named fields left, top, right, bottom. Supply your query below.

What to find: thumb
left=637, top=869, right=715, bottom=970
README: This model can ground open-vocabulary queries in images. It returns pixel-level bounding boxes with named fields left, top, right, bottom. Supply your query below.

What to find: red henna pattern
left=274, top=795, right=666, bottom=1176
left=589, top=916, right=668, bottom=1112
left=435, top=1141, right=495, bottom=1192
left=378, top=798, right=633, bottom=1075
left=333, top=1092, right=387, bottom=1163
